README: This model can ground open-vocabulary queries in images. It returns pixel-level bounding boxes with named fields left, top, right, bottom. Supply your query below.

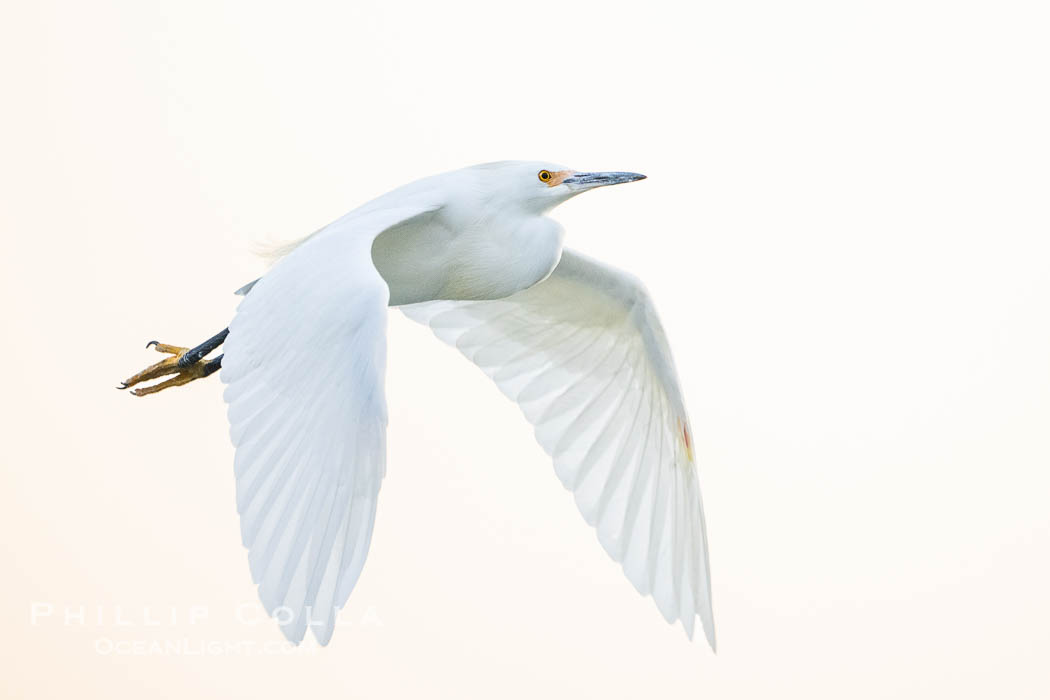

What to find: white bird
left=120, top=161, right=715, bottom=650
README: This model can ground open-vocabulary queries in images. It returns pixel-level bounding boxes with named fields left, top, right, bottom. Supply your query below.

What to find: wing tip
left=277, top=616, right=307, bottom=645
left=677, top=613, right=717, bottom=653
left=312, top=621, right=336, bottom=646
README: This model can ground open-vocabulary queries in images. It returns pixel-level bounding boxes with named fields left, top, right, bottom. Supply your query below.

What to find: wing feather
left=402, top=249, right=715, bottom=648
left=222, top=198, right=440, bottom=644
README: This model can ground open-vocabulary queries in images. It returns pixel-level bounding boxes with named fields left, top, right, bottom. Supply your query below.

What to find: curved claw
left=122, top=332, right=226, bottom=396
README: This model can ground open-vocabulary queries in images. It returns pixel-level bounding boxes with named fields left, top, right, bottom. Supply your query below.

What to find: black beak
left=562, top=171, right=647, bottom=191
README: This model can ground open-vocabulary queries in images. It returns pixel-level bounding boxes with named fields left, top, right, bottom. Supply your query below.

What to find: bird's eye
left=538, top=170, right=552, bottom=182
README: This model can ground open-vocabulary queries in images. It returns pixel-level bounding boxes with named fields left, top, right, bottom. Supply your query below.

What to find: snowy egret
left=120, top=161, right=715, bottom=650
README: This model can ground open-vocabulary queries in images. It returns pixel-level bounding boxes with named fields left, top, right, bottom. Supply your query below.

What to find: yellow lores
left=118, top=162, right=714, bottom=650
left=539, top=168, right=574, bottom=187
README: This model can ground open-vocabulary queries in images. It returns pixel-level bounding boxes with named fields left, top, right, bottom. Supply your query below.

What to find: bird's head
left=469, top=161, right=646, bottom=214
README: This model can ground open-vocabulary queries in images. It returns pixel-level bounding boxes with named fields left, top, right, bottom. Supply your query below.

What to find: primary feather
left=212, top=162, right=714, bottom=648
left=221, top=197, right=441, bottom=643
left=402, top=250, right=715, bottom=648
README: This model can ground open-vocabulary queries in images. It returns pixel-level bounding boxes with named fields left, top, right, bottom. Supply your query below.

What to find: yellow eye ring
left=538, top=170, right=552, bottom=182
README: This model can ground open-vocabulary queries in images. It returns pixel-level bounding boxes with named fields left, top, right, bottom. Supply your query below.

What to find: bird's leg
left=119, top=328, right=229, bottom=397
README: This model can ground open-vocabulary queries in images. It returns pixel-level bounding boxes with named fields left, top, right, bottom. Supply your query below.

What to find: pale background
left=2, top=1, right=1048, bottom=698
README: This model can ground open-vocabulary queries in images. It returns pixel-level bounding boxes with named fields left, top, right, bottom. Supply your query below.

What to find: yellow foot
left=118, top=341, right=218, bottom=397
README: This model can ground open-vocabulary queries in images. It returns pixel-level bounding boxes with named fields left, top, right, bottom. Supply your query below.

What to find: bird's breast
left=374, top=211, right=564, bottom=305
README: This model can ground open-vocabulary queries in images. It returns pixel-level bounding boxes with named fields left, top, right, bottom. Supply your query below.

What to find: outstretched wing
left=221, top=197, right=440, bottom=644
left=402, top=249, right=715, bottom=648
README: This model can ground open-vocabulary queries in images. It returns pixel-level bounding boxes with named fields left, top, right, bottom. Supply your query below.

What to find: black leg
left=200, top=354, right=223, bottom=377
left=177, top=328, right=230, bottom=369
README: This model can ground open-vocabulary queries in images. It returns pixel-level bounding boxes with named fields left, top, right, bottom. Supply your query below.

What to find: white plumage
left=402, top=250, right=714, bottom=648
left=217, top=161, right=714, bottom=648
